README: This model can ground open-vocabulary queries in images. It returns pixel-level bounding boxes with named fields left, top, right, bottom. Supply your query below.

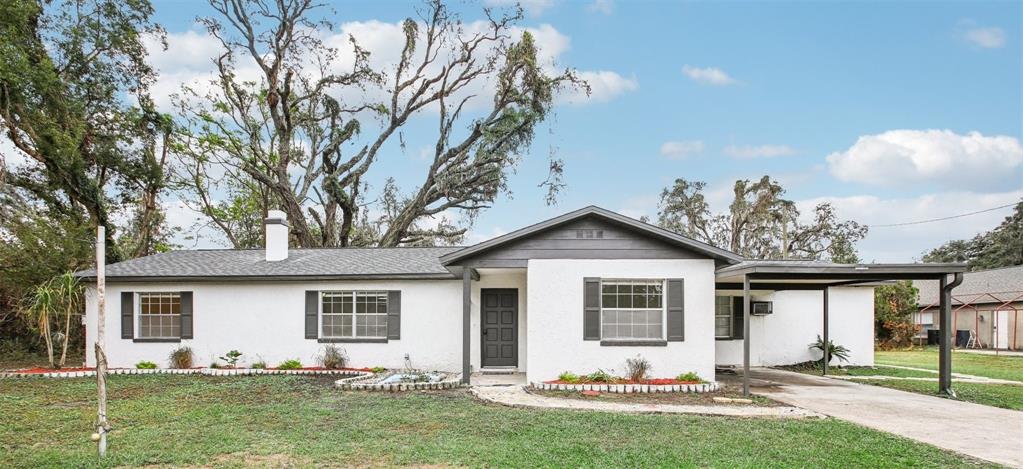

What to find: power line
left=868, top=202, right=1017, bottom=228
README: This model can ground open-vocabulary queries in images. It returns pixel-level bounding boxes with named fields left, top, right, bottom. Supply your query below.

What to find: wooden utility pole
left=94, top=226, right=110, bottom=457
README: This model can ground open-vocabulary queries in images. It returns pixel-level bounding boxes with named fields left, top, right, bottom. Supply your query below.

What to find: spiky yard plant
left=809, top=335, right=851, bottom=366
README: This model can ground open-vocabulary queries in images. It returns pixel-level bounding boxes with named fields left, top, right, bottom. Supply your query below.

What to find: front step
left=480, top=367, right=518, bottom=375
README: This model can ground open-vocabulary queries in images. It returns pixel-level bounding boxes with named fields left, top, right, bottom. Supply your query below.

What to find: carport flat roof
left=715, top=260, right=967, bottom=287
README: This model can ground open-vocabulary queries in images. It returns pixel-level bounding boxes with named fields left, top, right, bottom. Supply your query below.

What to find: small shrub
left=676, top=371, right=703, bottom=383
left=251, top=359, right=267, bottom=369
left=318, top=345, right=348, bottom=370
left=558, top=371, right=580, bottom=383
left=625, top=355, right=651, bottom=383
left=809, top=335, right=850, bottom=365
left=370, top=366, right=387, bottom=374
left=277, top=359, right=302, bottom=370
left=586, top=369, right=619, bottom=383
left=218, top=350, right=243, bottom=368
left=168, top=346, right=194, bottom=369
left=209, top=362, right=222, bottom=369
left=135, top=361, right=157, bottom=369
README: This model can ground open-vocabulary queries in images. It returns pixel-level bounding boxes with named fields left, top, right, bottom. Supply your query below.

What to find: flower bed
left=0, top=367, right=371, bottom=379
left=335, top=371, right=462, bottom=391
left=531, top=380, right=719, bottom=394
left=545, top=378, right=703, bottom=386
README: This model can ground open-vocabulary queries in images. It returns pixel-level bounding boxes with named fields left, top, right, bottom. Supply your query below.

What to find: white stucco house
left=80, top=206, right=965, bottom=385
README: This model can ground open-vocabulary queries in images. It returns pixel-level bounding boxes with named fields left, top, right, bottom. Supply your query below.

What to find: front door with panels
left=481, top=289, right=517, bottom=367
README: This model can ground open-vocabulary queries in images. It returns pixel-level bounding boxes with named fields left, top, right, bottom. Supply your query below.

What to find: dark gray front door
left=481, top=289, right=517, bottom=367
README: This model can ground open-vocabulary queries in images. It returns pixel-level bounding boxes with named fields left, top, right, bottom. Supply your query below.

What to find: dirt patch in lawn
left=529, top=388, right=781, bottom=406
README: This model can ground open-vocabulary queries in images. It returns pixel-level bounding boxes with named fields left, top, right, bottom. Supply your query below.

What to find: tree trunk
left=95, top=226, right=110, bottom=457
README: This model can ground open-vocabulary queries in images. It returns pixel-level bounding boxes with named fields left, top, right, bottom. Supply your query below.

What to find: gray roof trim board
left=439, top=205, right=744, bottom=266
left=715, top=260, right=967, bottom=282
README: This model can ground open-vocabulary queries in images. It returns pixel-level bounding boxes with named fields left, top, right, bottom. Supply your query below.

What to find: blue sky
left=147, top=0, right=1022, bottom=261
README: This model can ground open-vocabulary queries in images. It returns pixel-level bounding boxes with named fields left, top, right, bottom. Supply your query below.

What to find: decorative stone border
left=0, top=368, right=372, bottom=379
left=335, top=373, right=463, bottom=391
left=530, top=381, right=719, bottom=394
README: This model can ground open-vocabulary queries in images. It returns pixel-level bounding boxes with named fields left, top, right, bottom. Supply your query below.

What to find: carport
left=715, top=261, right=967, bottom=397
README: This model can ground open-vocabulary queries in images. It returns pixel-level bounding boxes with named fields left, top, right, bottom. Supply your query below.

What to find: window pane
left=633, top=294, right=647, bottom=308
left=618, top=284, right=633, bottom=295
left=602, top=284, right=616, bottom=295
left=602, top=294, right=617, bottom=308
left=618, top=294, right=632, bottom=308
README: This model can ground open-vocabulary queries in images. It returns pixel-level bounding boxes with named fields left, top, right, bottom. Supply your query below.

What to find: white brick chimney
left=264, top=210, right=289, bottom=261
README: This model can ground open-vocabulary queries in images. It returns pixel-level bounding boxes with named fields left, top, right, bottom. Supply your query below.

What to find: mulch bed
left=545, top=378, right=703, bottom=385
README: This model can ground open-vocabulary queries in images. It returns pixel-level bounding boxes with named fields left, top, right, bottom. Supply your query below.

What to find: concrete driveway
left=725, top=368, right=1022, bottom=468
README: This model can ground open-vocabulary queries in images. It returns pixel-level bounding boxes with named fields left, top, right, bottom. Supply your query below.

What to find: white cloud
left=466, top=226, right=508, bottom=245
left=682, top=65, right=737, bottom=86
left=957, top=20, right=1006, bottom=49
left=587, top=0, right=613, bottom=15
left=826, top=129, right=1023, bottom=190
left=659, top=140, right=704, bottom=159
left=484, top=0, right=555, bottom=16
left=798, top=189, right=1023, bottom=263
left=723, top=144, right=796, bottom=159
left=559, top=70, right=638, bottom=105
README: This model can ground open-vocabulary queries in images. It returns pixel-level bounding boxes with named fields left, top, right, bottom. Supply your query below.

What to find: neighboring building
left=915, top=265, right=1023, bottom=351
left=78, top=206, right=956, bottom=383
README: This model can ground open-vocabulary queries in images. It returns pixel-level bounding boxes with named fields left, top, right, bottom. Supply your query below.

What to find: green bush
left=586, top=369, right=619, bottom=383
left=135, top=361, right=157, bottom=369
left=676, top=372, right=703, bottom=383
left=277, top=359, right=302, bottom=370
left=370, top=366, right=387, bottom=374
left=251, top=360, right=267, bottom=369
left=558, top=371, right=580, bottom=383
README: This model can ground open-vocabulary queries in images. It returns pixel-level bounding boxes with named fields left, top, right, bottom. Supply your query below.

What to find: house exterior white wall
left=84, top=279, right=463, bottom=370
left=525, top=259, right=717, bottom=384
left=715, top=287, right=875, bottom=367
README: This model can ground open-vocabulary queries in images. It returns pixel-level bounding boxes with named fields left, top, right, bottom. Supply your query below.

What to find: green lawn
left=0, top=375, right=994, bottom=468
left=858, top=379, right=1023, bottom=411
left=875, top=348, right=1023, bottom=382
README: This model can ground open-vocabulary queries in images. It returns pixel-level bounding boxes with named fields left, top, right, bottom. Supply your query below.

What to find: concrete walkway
left=742, top=368, right=1023, bottom=468
left=470, top=384, right=821, bottom=418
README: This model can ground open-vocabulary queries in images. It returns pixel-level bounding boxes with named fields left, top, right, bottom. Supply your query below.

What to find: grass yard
left=780, top=365, right=939, bottom=379
left=0, top=375, right=994, bottom=468
left=875, top=348, right=1023, bottom=382
left=856, top=379, right=1023, bottom=411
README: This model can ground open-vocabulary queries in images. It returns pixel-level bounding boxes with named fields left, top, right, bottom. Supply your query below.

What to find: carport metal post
left=742, top=274, right=751, bottom=397
left=822, top=286, right=829, bottom=376
left=462, top=268, right=471, bottom=384
left=939, top=272, right=964, bottom=396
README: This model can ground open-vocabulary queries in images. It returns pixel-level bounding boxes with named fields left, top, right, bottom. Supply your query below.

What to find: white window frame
left=714, top=296, right=732, bottom=339
left=136, top=292, right=182, bottom=339
left=599, top=279, right=666, bottom=341
left=319, top=291, right=388, bottom=339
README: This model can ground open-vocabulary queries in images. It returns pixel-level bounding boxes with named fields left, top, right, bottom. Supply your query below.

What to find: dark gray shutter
left=121, top=292, right=134, bottom=339
left=387, top=290, right=401, bottom=340
left=583, top=277, right=600, bottom=340
left=667, top=279, right=684, bottom=341
left=731, top=297, right=744, bottom=340
left=179, top=292, right=193, bottom=339
left=305, top=291, right=318, bottom=339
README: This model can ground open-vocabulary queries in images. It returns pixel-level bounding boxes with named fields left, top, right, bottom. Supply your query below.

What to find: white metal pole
left=95, top=226, right=109, bottom=457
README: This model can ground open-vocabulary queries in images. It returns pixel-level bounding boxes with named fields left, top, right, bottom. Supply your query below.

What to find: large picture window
left=600, top=280, right=664, bottom=340
left=138, top=292, right=182, bottom=339
left=715, top=296, right=732, bottom=338
left=321, top=291, right=388, bottom=339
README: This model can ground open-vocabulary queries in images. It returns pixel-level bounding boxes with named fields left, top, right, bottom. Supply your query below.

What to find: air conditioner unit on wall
left=751, top=301, right=773, bottom=316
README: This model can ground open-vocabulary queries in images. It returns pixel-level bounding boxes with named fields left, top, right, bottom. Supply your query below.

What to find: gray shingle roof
left=915, top=265, right=1023, bottom=306
left=77, top=247, right=463, bottom=281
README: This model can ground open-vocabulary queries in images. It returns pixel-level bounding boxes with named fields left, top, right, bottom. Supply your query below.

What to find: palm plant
left=20, top=272, right=83, bottom=369
left=809, top=335, right=850, bottom=366
left=23, top=282, right=57, bottom=368
left=53, top=273, right=82, bottom=368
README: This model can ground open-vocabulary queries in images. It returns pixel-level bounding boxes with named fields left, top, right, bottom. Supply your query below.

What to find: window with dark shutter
left=121, top=292, right=134, bottom=339
left=731, top=296, right=745, bottom=340
left=583, top=278, right=600, bottom=340
left=666, top=279, right=684, bottom=341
